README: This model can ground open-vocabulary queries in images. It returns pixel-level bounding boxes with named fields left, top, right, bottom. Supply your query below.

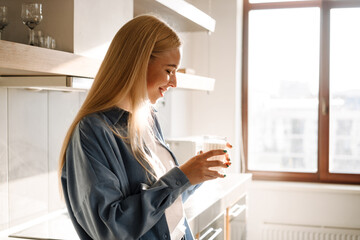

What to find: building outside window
left=242, top=0, right=360, bottom=183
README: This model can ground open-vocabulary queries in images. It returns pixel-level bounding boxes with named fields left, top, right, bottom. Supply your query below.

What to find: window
left=242, top=0, right=360, bottom=183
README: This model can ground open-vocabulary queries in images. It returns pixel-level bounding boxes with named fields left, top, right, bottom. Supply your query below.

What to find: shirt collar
left=103, top=106, right=157, bottom=126
left=103, top=107, right=129, bottom=125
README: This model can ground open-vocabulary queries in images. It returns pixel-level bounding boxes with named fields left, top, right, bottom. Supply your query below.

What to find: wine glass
left=21, top=3, right=43, bottom=45
left=0, top=6, right=8, bottom=40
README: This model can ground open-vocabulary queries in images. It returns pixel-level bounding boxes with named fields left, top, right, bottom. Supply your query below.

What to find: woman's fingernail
left=223, top=174, right=227, bottom=177
left=223, top=150, right=227, bottom=153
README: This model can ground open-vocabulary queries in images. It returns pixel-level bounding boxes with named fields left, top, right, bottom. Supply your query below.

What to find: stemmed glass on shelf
left=21, top=3, right=42, bottom=45
left=0, top=6, right=8, bottom=40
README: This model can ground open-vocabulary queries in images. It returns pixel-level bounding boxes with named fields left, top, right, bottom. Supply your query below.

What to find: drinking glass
left=0, top=6, right=8, bottom=40
left=21, top=3, right=43, bottom=45
left=202, top=136, right=228, bottom=174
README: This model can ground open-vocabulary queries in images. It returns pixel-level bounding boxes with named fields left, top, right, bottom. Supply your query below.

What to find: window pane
left=248, top=8, right=320, bottom=172
left=329, top=8, right=360, bottom=174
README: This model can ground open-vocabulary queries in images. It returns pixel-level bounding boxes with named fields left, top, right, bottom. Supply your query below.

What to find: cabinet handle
left=208, top=228, right=223, bottom=240
left=199, top=228, right=213, bottom=240
left=199, top=227, right=223, bottom=240
left=229, top=204, right=246, bottom=217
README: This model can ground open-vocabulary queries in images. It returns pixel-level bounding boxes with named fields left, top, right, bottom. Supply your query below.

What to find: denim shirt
left=61, top=107, right=199, bottom=240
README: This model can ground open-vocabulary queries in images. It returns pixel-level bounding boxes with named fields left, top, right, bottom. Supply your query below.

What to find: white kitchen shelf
left=0, top=40, right=215, bottom=91
left=176, top=72, right=215, bottom=91
left=134, top=0, right=216, bottom=32
left=0, top=40, right=101, bottom=77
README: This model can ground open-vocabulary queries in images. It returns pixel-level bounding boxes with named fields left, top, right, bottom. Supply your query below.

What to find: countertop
left=1, top=173, right=252, bottom=240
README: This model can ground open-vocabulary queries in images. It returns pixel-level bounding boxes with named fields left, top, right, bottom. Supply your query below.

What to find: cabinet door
left=197, top=212, right=225, bottom=240
left=228, top=195, right=247, bottom=240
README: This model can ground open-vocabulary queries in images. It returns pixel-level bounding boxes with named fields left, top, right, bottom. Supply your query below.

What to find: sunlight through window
left=248, top=8, right=320, bottom=172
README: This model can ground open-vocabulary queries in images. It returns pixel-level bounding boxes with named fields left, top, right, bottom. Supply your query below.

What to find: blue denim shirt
left=61, top=107, right=199, bottom=240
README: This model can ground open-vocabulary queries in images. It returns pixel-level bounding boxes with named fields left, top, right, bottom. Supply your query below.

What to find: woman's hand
left=179, top=149, right=230, bottom=185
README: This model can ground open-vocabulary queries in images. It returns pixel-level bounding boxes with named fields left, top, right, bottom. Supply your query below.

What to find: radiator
left=262, top=223, right=360, bottom=240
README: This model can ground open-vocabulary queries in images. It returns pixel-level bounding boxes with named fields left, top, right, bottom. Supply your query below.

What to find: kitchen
left=0, top=0, right=359, bottom=240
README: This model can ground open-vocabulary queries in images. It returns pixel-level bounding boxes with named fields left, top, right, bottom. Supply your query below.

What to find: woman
left=59, top=15, right=230, bottom=240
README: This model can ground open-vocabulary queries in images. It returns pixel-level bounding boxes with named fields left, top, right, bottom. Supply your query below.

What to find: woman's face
left=147, top=48, right=181, bottom=104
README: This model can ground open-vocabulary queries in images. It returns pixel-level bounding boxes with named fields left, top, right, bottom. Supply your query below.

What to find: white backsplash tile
left=79, top=91, right=88, bottom=107
left=0, top=88, right=8, bottom=230
left=0, top=88, right=87, bottom=230
left=48, top=91, right=80, bottom=211
left=8, top=89, right=48, bottom=227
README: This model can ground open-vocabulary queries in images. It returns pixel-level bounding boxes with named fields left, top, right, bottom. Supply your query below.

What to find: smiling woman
left=58, top=15, right=230, bottom=240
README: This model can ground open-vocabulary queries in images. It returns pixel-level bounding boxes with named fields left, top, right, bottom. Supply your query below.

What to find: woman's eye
left=166, top=70, right=173, bottom=75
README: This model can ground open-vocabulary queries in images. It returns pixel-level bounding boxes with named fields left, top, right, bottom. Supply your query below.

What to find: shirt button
left=163, top=233, right=168, bottom=239
left=176, top=180, right=181, bottom=186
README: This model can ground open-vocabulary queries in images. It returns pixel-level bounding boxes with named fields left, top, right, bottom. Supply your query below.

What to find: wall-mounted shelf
left=176, top=72, right=215, bottom=91
left=134, top=0, right=216, bottom=32
left=0, top=40, right=101, bottom=78
left=0, top=40, right=215, bottom=91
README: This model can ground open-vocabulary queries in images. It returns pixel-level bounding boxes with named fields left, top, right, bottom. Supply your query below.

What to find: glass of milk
left=202, top=136, right=227, bottom=174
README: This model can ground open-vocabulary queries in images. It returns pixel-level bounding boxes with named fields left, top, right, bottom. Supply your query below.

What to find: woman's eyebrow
left=166, top=64, right=178, bottom=68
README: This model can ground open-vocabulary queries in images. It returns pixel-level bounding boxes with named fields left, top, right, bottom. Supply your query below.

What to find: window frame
left=242, top=0, right=360, bottom=184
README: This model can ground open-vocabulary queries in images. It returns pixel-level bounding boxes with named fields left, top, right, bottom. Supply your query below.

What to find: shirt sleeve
left=63, top=117, right=191, bottom=240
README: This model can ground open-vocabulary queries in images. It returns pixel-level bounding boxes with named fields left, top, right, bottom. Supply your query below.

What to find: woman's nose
left=169, top=73, right=177, bottom=88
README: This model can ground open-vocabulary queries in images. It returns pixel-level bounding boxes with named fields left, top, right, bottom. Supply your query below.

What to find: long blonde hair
left=58, top=15, right=181, bottom=181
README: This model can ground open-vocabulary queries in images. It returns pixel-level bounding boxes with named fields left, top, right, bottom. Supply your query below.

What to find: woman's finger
left=226, top=142, right=233, bottom=148
left=201, top=149, right=227, bottom=159
left=206, top=160, right=227, bottom=168
left=206, top=170, right=225, bottom=178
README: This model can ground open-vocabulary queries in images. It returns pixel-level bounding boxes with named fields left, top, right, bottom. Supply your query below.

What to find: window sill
left=250, top=179, right=360, bottom=195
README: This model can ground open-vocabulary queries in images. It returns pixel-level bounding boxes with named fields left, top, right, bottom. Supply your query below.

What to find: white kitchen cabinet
left=185, top=174, right=252, bottom=240
left=197, top=212, right=225, bottom=240
left=227, top=195, right=247, bottom=240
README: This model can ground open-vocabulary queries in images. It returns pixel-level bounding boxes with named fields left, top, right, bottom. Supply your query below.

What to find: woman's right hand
left=179, top=149, right=228, bottom=185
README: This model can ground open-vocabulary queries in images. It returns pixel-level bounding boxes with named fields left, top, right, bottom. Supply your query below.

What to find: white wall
left=247, top=181, right=360, bottom=239
left=73, top=0, right=132, bottom=59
